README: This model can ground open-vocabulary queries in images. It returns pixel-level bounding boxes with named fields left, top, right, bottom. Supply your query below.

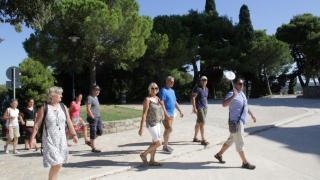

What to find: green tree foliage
left=205, top=0, right=218, bottom=17
left=0, top=0, right=57, bottom=30
left=18, top=58, right=55, bottom=107
left=248, top=31, right=292, bottom=95
left=0, top=85, right=8, bottom=102
left=24, top=0, right=152, bottom=86
left=276, top=14, right=320, bottom=86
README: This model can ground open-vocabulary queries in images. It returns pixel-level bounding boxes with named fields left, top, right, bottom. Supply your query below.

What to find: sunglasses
left=151, top=87, right=159, bottom=90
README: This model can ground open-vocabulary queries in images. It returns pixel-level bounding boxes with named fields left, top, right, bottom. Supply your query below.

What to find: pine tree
left=205, top=0, right=218, bottom=16
left=238, top=4, right=254, bottom=41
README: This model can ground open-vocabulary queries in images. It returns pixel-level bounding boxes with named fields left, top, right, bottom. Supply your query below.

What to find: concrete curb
left=88, top=109, right=317, bottom=180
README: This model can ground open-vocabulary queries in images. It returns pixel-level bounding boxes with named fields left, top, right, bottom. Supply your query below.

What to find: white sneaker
left=4, top=145, right=9, bottom=154
left=13, top=150, right=20, bottom=154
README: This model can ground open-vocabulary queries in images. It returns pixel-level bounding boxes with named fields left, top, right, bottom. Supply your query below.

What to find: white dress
left=42, top=105, right=68, bottom=167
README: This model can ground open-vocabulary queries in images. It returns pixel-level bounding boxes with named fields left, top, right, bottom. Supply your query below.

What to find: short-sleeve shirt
left=225, top=90, right=248, bottom=124
left=7, top=108, right=19, bottom=127
left=193, top=86, right=208, bottom=109
left=86, top=95, right=101, bottom=118
left=22, top=107, right=36, bottom=120
left=69, top=101, right=81, bottom=118
left=159, top=87, right=176, bottom=117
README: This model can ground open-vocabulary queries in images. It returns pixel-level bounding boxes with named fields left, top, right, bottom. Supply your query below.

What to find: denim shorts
left=87, top=117, right=102, bottom=139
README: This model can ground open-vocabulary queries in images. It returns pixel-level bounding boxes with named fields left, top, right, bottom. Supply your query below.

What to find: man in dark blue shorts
left=86, top=85, right=102, bottom=153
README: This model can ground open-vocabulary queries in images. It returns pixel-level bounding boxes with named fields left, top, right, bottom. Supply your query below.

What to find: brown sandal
left=149, top=161, right=162, bottom=166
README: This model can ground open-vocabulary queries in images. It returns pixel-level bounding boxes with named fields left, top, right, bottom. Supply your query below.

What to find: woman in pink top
left=68, top=93, right=91, bottom=146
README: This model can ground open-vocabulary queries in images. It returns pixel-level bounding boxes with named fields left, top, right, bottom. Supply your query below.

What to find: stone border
left=101, top=118, right=141, bottom=134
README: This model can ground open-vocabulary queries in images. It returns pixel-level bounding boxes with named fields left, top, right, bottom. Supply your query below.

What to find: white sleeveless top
left=7, top=107, right=19, bottom=127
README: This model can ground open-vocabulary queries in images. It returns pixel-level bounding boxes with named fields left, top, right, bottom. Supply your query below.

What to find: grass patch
left=80, top=105, right=141, bottom=122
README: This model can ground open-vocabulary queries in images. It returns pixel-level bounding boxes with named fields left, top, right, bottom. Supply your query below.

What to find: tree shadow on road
left=246, top=124, right=320, bottom=155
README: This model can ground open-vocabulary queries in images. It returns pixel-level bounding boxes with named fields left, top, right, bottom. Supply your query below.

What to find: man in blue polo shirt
left=159, top=76, right=184, bottom=154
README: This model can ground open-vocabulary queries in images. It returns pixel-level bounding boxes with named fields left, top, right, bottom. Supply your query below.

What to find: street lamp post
left=68, top=36, right=80, bottom=100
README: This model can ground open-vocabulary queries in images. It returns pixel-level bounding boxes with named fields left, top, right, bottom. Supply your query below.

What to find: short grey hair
left=48, top=86, right=63, bottom=102
left=166, top=76, right=174, bottom=82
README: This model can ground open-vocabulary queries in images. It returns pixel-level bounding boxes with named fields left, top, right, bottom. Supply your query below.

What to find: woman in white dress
left=30, top=86, right=78, bottom=180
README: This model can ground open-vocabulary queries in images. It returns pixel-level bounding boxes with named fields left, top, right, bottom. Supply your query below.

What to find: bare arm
left=191, top=93, right=198, bottom=113
left=248, top=109, right=256, bottom=123
left=65, top=105, right=77, bottom=137
left=159, top=100, right=169, bottom=118
left=86, top=103, right=94, bottom=119
left=2, top=108, right=9, bottom=120
left=223, top=89, right=238, bottom=107
left=139, top=98, right=150, bottom=136
left=175, top=101, right=184, bottom=117
left=30, top=106, right=44, bottom=140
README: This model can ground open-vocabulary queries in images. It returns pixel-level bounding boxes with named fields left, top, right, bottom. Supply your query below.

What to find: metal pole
left=13, top=68, right=16, bottom=99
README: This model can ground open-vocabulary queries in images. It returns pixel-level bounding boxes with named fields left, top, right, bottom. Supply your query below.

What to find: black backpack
left=38, top=102, right=67, bottom=155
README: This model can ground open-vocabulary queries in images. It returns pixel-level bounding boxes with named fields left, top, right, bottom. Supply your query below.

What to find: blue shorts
left=87, top=117, right=102, bottom=139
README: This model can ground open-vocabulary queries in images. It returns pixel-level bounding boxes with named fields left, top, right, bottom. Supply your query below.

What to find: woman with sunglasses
left=138, top=82, right=165, bottom=166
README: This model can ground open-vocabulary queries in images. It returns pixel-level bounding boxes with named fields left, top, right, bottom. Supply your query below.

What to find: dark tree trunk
left=192, top=59, right=199, bottom=87
left=263, top=67, right=272, bottom=96
left=89, top=54, right=97, bottom=86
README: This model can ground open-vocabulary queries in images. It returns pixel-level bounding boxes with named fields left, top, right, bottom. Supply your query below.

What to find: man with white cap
left=192, top=76, right=209, bottom=146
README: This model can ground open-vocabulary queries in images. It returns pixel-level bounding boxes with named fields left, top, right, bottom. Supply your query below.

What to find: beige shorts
left=7, top=126, right=20, bottom=140
left=225, top=121, right=245, bottom=152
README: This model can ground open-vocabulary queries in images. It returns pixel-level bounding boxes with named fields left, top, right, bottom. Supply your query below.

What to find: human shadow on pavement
left=72, top=150, right=143, bottom=157
left=118, top=142, right=150, bottom=147
left=246, top=124, right=320, bottom=155
left=14, top=152, right=42, bottom=157
left=135, top=161, right=240, bottom=171
left=64, top=159, right=140, bottom=168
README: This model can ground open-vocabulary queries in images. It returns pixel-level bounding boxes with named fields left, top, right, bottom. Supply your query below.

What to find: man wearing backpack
left=86, top=85, right=102, bottom=153
left=214, top=78, right=257, bottom=170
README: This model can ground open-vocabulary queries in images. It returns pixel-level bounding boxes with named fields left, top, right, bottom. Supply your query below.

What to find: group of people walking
left=138, top=76, right=257, bottom=170
left=1, top=75, right=257, bottom=180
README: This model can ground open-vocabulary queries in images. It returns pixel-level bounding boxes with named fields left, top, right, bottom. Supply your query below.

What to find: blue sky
left=1, top=0, right=320, bottom=84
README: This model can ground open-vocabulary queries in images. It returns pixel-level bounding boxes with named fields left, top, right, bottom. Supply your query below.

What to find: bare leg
left=83, top=126, right=89, bottom=142
left=217, top=143, right=230, bottom=156
left=150, top=141, right=161, bottom=162
left=13, top=137, right=18, bottom=152
left=48, top=165, right=61, bottom=180
left=199, top=123, right=205, bottom=141
left=163, top=118, right=173, bottom=147
left=238, top=151, right=248, bottom=164
left=25, top=139, right=30, bottom=150
left=194, top=123, right=200, bottom=139
left=90, top=139, right=96, bottom=149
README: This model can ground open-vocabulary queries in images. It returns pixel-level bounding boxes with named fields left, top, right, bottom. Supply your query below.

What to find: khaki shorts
left=196, top=108, right=207, bottom=123
left=225, top=121, right=245, bottom=152
left=7, top=126, right=20, bottom=140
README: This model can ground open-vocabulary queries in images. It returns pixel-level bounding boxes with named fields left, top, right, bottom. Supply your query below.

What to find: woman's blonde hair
left=48, top=86, right=63, bottom=102
left=148, top=82, right=159, bottom=95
